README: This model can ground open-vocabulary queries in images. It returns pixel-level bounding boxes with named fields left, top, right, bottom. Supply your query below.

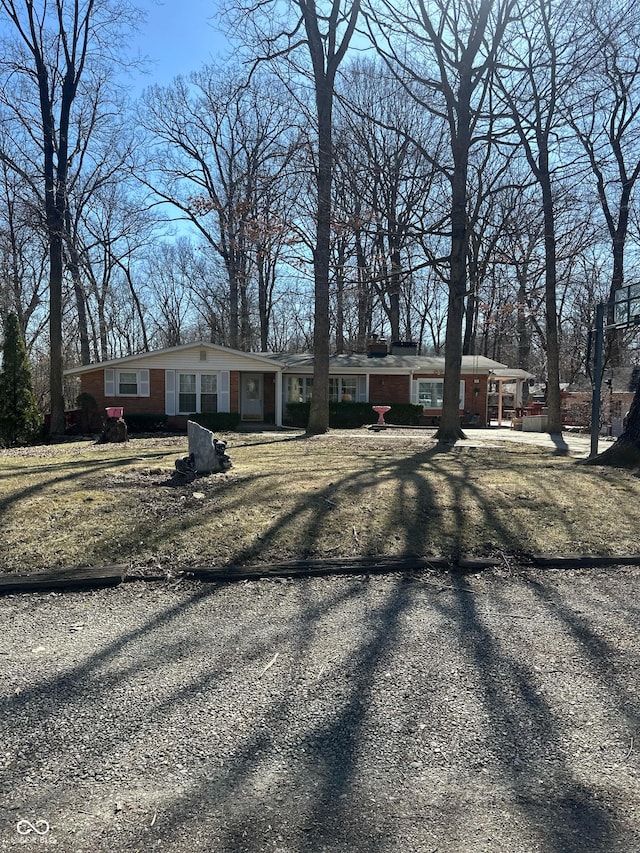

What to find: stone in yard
left=187, top=420, right=231, bottom=474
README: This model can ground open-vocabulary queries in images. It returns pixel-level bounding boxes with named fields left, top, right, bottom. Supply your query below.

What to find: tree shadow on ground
left=550, top=433, right=571, bottom=456
left=435, top=573, right=631, bottom=852
left=2, top=434, right=635, bottom=574
left=113, top=443, right=529, bottom=570
left=2, top=568, right=638, bottom=851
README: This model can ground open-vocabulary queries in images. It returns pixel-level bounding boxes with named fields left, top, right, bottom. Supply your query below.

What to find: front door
left=241, top=373, right=264, bottom=420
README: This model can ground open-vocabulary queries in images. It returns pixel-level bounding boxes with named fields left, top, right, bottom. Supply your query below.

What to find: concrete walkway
left=461, top=426, right=600, bottom=458
left=247, top=423, right=608, bottom=459
left=361, top=424, right=603, bottom=459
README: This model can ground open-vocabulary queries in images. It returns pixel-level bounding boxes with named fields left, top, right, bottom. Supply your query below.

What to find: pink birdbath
left=372, top=405, right=391, bottom=426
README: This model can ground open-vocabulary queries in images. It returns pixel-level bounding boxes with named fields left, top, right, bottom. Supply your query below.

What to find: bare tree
left=227, top=0, right=361, bottom=431
left=334, top=60, right=445, bottom=346
left=0, top=162, right=48, bottom=343
left=366, top=0, right=517, bottom=444
left=0, top=0, right=136, bottom=434
left=140, top=69, right=296, bottom=351
left=76, top=182, right=154, bottom=360
left=565, top=0, right=640, bottom=367
left=462, top=146, right=521, bottom=356
left=494, top=0, right=589, bottom=434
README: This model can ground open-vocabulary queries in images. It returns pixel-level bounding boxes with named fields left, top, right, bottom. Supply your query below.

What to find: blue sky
left=131, top=0, right=232, bottom=91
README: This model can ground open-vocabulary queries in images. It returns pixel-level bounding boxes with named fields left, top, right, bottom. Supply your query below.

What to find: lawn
left=1, top=430, right=639, bottom=576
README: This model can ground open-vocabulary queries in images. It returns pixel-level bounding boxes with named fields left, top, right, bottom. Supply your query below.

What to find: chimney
left=391, top=341, right=418, bottom=355
left=367, top=334, right=388, bottom=357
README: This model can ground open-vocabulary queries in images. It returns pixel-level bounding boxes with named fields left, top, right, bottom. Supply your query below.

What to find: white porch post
left=275, top=371, right=283, bottom=426
left=497, top=379, right=504, bottom=424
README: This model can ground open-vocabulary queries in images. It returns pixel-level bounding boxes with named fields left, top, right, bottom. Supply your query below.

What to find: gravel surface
left=1, top=567, right=639, bottom=852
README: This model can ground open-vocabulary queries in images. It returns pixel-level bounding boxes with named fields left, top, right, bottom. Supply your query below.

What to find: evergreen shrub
left=124, top=413, right=169, bottom=433
left=0, top=313, right=44, bottom=446
left=284, top=401, right=423, bottom=428
left=188, top=412, right=241, bottom=431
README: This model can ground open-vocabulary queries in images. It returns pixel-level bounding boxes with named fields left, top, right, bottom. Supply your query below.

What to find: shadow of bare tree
left=1, top=565, right=638, bottom=852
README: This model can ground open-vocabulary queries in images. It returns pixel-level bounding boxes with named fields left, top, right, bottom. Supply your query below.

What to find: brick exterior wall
left=80, top=365, right=491, bottom=427
left=263, top=372, right=276, bottom=423
left=81, top=369, right=165, bottom=415
left=463, top=377, right=488, bottom=425
left=412, top=373, right=489, bottom=427
left=369, top=374, right=410, bottom=404
left=230, top=372, right=240, bottom=413
left=81, top=368, right=264, bottom=420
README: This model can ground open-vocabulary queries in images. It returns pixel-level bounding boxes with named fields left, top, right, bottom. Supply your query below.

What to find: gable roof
left=64, top=342, right=512, bottom=378
left=64, top=341, right=282, bottom=376
left=270, top=352, right=509, bottom=374
left=489, top=367, right=535, bottom=382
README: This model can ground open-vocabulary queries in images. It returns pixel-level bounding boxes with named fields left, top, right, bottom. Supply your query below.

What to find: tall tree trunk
left=335, top=241, right=346, bottom=353
left=64, top=209, right=91, bottom=365
left=41, top=81, right=66, bottom=436
left=539, top=158, right=562, bottom=433
left=353, top=204, right=371, bottom=351
left=388, top=235, right=402, bottom=342
left=97, top=296, right=108, bottom=361
left=435, top=87, right=471, bottom=444
left=308, top=84, right=333, bottom=434
left=226, top=254, right=239, bottom=350
left=585, top=376, right=640, bottom=466
left=257, top=251, right=269, bottom=351
left=516, top=276, right=530, bottom=370
left=48, top=226, right=65, bottom=434
left=117, top=262, right=150, bottom=353
left=605, top=184, right=633, bottom=367
left=463, top=242, right=478, bottom=355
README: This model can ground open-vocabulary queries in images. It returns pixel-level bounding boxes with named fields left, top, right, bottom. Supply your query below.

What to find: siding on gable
left=86, top=348, right=277, bottom=373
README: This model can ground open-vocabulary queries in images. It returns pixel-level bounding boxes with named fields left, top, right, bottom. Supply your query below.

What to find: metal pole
left=590, top=302, right=605, bottom=458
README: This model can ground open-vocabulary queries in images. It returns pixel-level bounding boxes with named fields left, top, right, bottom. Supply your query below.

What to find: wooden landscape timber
left=3, top=553, right=640, bottom=595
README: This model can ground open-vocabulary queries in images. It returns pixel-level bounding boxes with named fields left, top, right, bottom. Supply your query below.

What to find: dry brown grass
left=1, top=430, right=639, bottom=575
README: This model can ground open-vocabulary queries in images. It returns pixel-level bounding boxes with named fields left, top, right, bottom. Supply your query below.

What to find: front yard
left=1, top=430, right=639, bottom=576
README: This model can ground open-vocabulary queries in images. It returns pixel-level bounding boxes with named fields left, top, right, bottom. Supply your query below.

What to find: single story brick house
left=64, top=340, right=531, bottom=429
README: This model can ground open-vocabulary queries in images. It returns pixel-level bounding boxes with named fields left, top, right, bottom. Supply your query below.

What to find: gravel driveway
left=1, top=566, right=639, bottom=852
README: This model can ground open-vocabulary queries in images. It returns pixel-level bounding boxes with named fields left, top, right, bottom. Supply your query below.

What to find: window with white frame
left=416, top=378, right=465, bottom=409
left=178, top=373, right=218, bottom=413
left=118, top=371, right=139, bottom=395
left=105, top=368, right=149, bottom=398
left=329, top=376, right=358, bottom=402
left=287, top=376, right=313, bottom=402
left=201, top=373, right=218, bottom=412
left=417, top=379, right=443, bottom=408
